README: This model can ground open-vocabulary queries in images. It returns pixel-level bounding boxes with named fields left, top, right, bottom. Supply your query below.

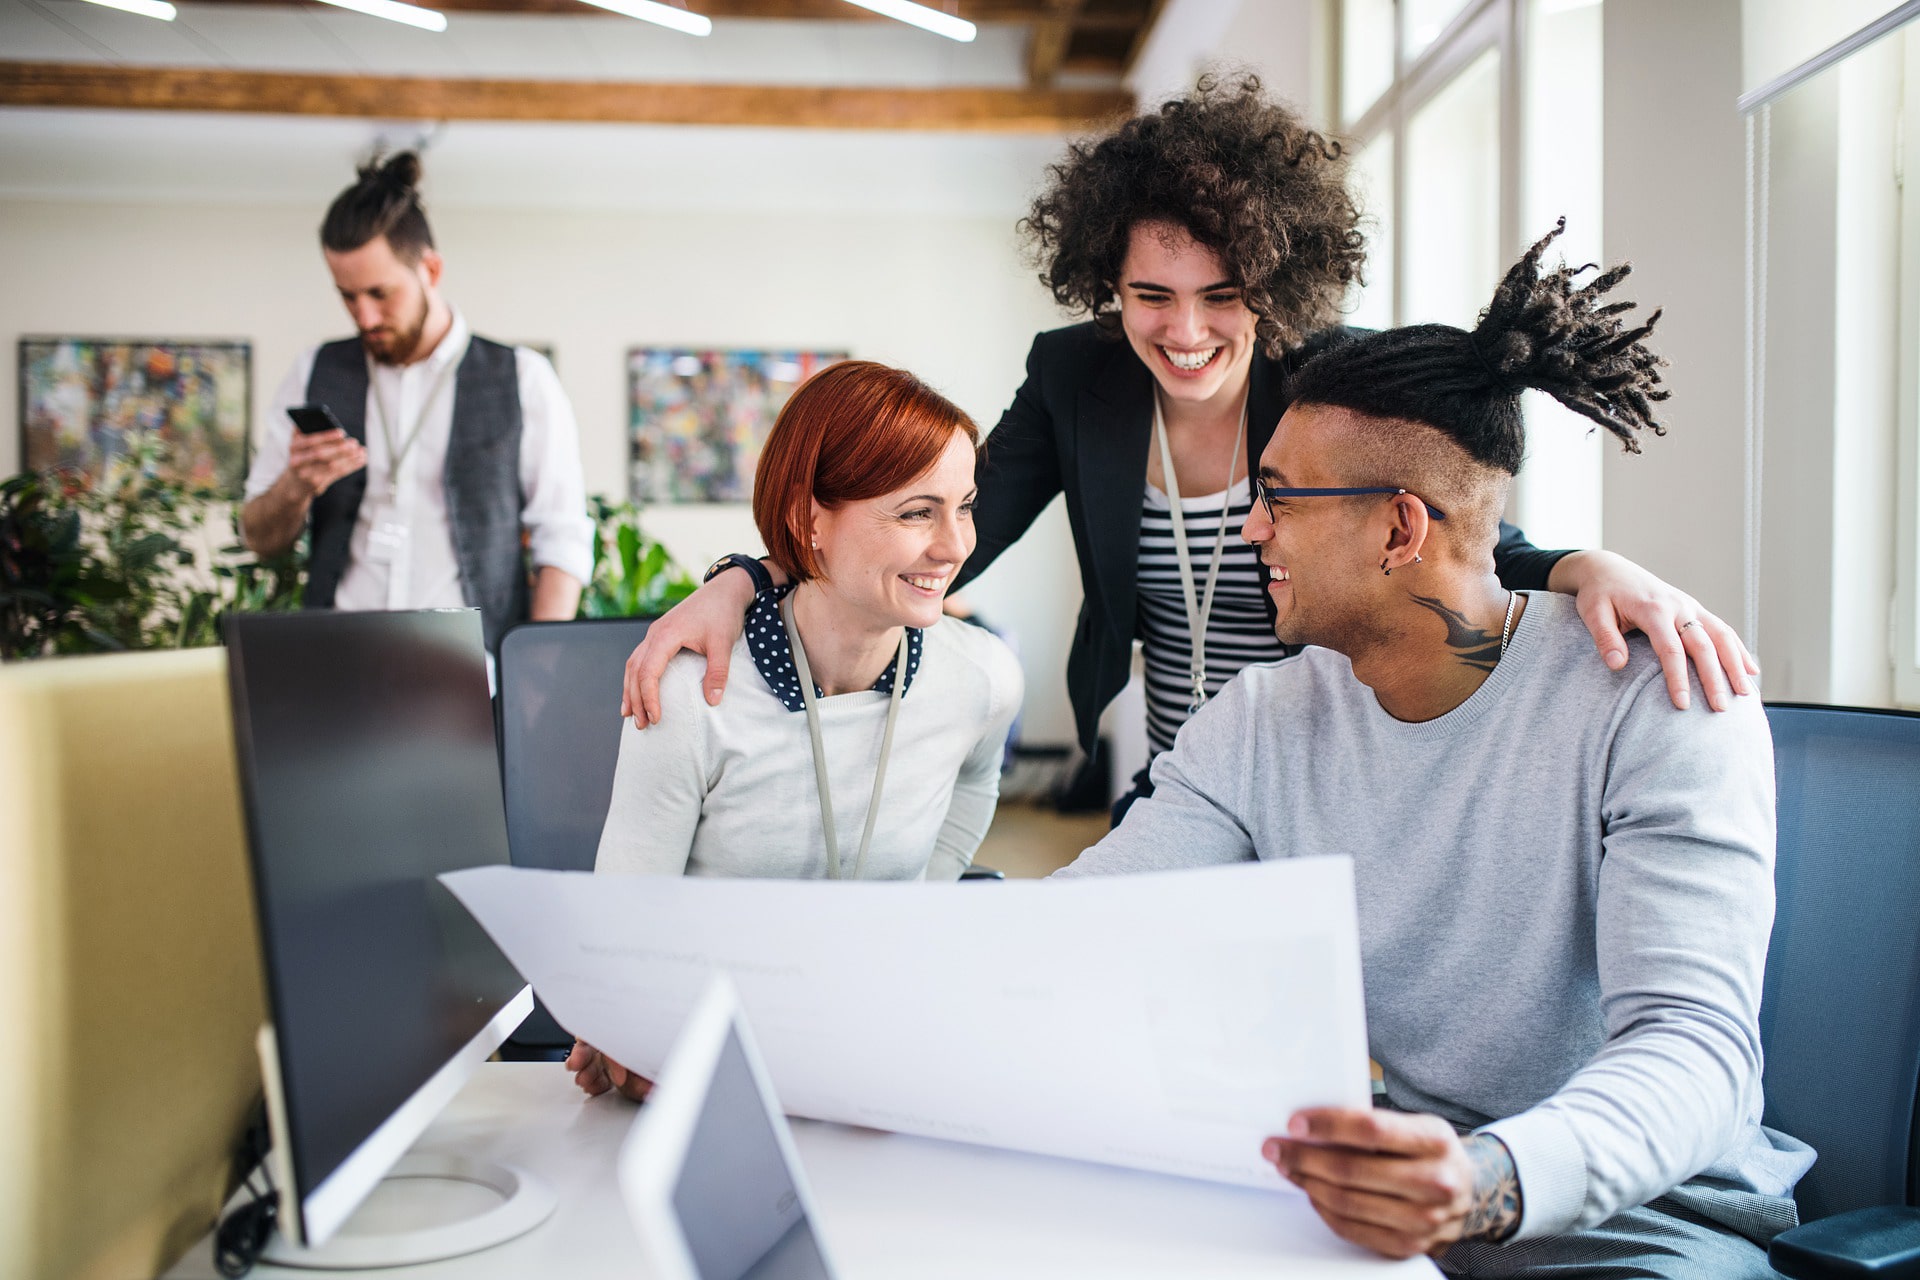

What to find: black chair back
left=1761, top=703, right=1920, bottom=1219
left=497, top=617, right=653, bottom=1047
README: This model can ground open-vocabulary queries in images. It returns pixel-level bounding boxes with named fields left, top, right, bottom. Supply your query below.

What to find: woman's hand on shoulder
left=1548, top=549, right=1758, bottom=711
left=620, top=564, right=766, bottom=727
left=565, top=1039, right=654, bottom=1103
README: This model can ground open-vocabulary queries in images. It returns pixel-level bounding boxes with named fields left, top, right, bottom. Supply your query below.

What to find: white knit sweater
left=596, top=616, right=1023, bottom=881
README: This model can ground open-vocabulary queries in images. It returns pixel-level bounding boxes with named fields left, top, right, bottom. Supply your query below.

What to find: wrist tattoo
left=1409, top=595, right=1503, bottom=672
left=1461, top=1133, right=1523, bottom=1242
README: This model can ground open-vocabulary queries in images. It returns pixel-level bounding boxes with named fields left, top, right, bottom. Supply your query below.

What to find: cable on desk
left=214, top=1108, right=278, bottom=1278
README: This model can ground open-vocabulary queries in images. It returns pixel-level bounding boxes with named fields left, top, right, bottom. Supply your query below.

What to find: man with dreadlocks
left=1056, top=224, right=1812, bottom=1276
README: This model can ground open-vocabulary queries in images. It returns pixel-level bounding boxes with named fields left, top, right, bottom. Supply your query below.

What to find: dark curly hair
left=1288, top=219, right=1669, bottom=475
left=1019, top=73, right=1366, bottom=357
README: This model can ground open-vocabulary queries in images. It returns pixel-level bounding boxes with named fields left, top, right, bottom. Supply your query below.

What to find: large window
left=1338, top=0, right=1603, bottom=551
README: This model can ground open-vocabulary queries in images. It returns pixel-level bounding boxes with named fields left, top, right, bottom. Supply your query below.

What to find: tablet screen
left=671, top=1026, right=833, bottom=1280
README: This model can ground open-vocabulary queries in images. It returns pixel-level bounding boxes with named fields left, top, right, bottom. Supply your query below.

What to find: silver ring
left=1679, top=620, right=1701, bottom=633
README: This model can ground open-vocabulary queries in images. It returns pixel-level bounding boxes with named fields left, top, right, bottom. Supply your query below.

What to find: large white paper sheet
left=441, top=858, right=1371, bottom=1190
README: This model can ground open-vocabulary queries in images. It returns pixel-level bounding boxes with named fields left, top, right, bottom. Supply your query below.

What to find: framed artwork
left=19, top=337, right=251, bottom=494
left=627, top=349, right=845, bottom=503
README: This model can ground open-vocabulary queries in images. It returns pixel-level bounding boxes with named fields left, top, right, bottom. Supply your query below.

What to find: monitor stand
left=262, top=1153, right=556, bottom=1270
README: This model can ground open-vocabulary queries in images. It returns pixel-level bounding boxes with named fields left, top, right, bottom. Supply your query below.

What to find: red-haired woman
left=594, top=359, right=1022, bottom=884
left=569, top=361, right=1021, bottom=1101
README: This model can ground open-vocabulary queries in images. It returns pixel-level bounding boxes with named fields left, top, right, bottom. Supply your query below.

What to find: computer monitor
left=619, top=976, right=841, bottom=1280
left=224, top=607, right=548, bottom=1266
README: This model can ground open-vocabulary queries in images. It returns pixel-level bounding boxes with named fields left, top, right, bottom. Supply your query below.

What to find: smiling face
left=1116, top=221, right=1260, bottom=412
left=809, top=429, right=978, bottom=632
left=1240, top=404, right=1393, bottom=652
left=323, top=235, right=442, bottom=366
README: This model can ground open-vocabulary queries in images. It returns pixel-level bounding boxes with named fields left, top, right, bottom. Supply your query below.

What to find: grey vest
left=303, top=334, right=530, bottom=653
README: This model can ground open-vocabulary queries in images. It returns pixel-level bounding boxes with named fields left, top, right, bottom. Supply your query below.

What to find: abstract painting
left=627, top=349, right=845, bottom=503
left=19, top=338, right=251, bottom=493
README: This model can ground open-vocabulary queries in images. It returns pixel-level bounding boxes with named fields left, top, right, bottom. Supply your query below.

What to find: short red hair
left=753, top=360, right=979, bottom=582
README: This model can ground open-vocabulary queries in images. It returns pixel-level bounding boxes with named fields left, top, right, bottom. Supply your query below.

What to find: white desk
left=168, top=1063, right=1437, bottom=1279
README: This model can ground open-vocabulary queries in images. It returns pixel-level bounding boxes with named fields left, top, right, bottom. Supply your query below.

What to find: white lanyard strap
left=780, top=594, right=908, bottom=881
left=1152, top=393, right=1249, bottom=713
left=366, top=352, right=461, bottom=497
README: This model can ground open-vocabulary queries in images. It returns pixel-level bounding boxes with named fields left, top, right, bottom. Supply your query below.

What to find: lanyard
left=780, top=594, right=908, bottom=881
left=1152, top=392, right=1248, bottom=714
left=366, top=351, right=461, bottom=500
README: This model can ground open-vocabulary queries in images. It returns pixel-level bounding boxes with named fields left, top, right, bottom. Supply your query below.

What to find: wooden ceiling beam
left=1024, top=0, right=1083, bottom=87
left=1120, top=0, right=1166, bottom=74
left=0, top=61, right=1133, bottom=131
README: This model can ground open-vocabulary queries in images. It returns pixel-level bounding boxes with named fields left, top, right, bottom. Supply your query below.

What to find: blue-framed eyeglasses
left=1254, top=479, right=1446, bottom=523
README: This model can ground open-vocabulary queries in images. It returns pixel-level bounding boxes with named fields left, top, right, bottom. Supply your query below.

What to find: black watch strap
left=703, top=553, right=774, bottom=596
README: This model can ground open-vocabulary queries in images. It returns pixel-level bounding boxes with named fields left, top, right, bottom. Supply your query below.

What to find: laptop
left=617, top=976, right=842, bottom=1280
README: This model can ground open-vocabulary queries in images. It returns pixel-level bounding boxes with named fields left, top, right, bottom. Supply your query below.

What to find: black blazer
left=956, top=321, right=1569, bottom=752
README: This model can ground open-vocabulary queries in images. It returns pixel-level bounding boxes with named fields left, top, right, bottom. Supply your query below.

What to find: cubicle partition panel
left=1761, top=703, right=1920, bottom=1220
left=0, top=649, right=266, bottom=1280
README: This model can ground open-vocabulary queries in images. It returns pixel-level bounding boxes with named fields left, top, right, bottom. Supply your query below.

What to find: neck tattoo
left=1409, top=593, right=1517, bottom=674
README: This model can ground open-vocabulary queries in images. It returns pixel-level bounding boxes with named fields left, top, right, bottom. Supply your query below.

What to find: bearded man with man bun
left=242, top=152, right=592, bottom=655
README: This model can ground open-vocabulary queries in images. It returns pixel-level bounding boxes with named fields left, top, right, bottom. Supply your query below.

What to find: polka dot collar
left=745, top=583, right=924, bottom=712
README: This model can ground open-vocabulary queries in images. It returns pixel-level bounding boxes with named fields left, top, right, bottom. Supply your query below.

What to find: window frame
left=1340, top=0, right=1519, bottom=329
left=1894, top=29, right=1920, bottom=705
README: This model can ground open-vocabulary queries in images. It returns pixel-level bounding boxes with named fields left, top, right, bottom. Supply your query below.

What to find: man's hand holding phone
left=283, top=404, right=367, bottom=500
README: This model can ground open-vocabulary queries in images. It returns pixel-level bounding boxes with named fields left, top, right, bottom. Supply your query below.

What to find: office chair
left=1760, top=703, right=1920, bottom=1278
left=497, top=618, right=655, bottom=1052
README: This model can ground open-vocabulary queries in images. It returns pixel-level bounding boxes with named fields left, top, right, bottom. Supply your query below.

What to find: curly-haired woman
left=620, top=76, right=1755, bottom=821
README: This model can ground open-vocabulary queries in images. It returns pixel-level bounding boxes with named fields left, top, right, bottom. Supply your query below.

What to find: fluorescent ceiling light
left=843, top=0, right=976, bottom=42
left=315, top=0, right=448, bottom=31
left=576, top=0, right=712, bottom=35
left=77, top=0, right=178, bottom=19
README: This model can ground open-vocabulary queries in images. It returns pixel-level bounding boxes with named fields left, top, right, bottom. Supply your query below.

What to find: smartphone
left=287, top=403, right=348, bottom=436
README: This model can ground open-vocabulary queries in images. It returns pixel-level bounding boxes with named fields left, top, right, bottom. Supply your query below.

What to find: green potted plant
left=0, top=470, right=131, bottom=659
left=580, top=496, right=698, bottom=619
left=1, top=432, right=304, bottom=660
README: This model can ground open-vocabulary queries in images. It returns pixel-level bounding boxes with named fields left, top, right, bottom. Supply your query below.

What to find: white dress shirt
left=248, top=310, right=595, bottom=613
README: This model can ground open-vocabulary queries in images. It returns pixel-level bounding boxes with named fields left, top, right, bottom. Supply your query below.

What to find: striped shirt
left=1136, top=479, right=1289, bottom=754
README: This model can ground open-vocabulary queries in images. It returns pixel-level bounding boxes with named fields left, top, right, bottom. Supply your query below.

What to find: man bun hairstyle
left=1020, top=72, right=1366, bottom=357
left=320, top=151, right=435, bottom=263
left=1287, top=218, right=1670, bottom=475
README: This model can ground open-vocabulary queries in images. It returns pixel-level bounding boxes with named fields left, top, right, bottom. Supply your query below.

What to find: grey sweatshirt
left=1057, top=591, right=1813, bottom=1240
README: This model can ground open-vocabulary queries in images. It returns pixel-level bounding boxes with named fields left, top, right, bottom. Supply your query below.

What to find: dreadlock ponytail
left=1466, top=218, right=1669, bottom=453
left=1288, top=218, right=1668, bottom=474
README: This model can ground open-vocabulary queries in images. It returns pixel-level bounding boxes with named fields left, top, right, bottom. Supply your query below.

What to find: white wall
left=1128, top=0, right=1326, bottom=123
left=0, top=180, right=1085, bottom=741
